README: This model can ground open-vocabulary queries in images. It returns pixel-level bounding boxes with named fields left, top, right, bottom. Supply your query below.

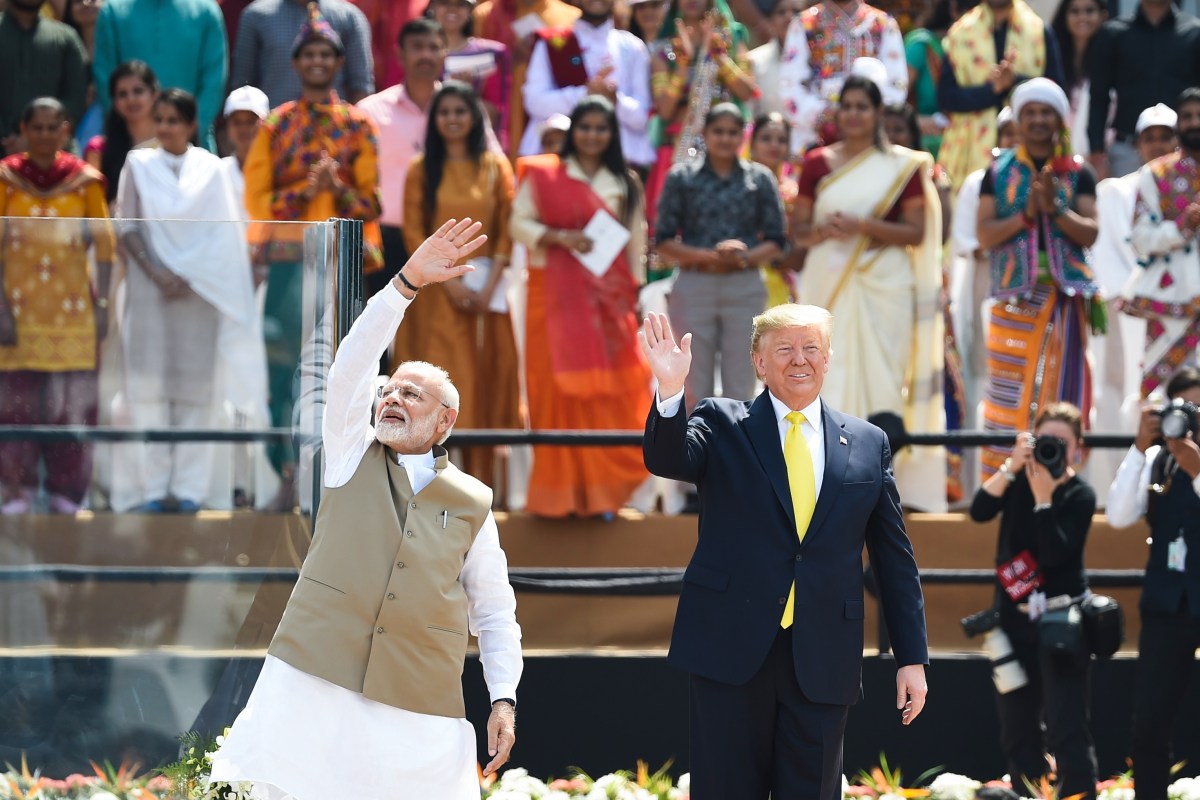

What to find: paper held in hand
left=574, top=209, right=630, bottom=278
left=461, top=256, right=509, bottom=313
left=445, top=51, right=498, bottom=78
left=510, top=12, right=545, bottom=39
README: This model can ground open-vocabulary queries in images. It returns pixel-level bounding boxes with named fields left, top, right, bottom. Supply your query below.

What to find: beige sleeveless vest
left=269, top=440, right=493, bottom=718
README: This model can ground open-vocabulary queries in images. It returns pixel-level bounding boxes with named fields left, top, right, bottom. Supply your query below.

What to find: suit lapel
left=806, top=405, right=851, bottom=542
left=744, top=391, right=796, bottom=533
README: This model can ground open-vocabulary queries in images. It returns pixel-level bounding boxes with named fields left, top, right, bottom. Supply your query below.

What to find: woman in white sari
left=791, top=74, right=946, bottom=511
left=115, top=88, right=266, bottom=512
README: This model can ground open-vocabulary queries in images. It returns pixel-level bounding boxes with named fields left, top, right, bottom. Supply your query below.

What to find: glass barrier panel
left=0, top=215, right=341, bottom=776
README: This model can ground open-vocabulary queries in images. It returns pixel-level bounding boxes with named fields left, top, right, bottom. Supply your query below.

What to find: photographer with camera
left=1106, top=367, right=1200, bottom=800
left=970, top=402, right=1098, bottom=800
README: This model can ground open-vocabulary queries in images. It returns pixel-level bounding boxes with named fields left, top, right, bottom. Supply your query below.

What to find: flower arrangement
left=7, top=752, right=1200, bottom=800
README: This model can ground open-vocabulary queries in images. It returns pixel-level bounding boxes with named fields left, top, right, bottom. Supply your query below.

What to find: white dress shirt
left=1106, top=444, right=1200, bottom=529
left=519, top=18, right=654, bottom=164
left=657, top=389, right=826, bottom=498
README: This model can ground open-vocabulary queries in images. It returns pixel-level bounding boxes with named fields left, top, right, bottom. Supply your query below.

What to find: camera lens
left=1034, top=436, right=1067, bottom=478
left=1161, top=408, right=1190, bottom=440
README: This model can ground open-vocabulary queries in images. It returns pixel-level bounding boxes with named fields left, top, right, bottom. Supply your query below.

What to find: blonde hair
left=750, top=304, right=834, bottom=354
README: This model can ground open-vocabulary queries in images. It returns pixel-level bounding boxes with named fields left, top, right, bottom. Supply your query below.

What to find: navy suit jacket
left=644, top=392, right=929, bottom=706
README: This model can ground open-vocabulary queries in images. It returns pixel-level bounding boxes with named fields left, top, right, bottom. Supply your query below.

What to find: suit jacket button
left=795, top=554, right=803, bottom=562
left=376, top=627, right=384, bottom=634
left=410, top=502, right=417, bottom=509
left=387, top=593, right=395, bottom=600
left=778, top=597, right=787, bottom=605
left=396, top=562, right=406, bottom=569
left=406, top=530, right=414, bottom=538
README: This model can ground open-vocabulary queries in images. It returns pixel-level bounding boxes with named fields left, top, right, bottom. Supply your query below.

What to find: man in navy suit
left=640, top=304, right=929, bottom=800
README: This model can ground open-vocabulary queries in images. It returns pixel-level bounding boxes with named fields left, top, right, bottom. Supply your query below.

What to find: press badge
left=1169, top=533, right=1188, bottom=573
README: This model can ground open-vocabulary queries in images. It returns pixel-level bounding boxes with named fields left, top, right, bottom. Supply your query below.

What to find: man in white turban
left=974, top=75, right=1104, bottom=482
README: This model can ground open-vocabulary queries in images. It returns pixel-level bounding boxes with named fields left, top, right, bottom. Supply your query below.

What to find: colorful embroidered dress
left=1120, top=152, right=1200, bottom=398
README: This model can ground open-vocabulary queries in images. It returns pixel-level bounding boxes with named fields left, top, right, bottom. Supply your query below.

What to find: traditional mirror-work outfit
left=980, top=147, right=1103, bottom=478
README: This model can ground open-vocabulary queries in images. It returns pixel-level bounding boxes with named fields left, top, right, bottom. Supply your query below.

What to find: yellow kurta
left=395, top=152, right=522, bottom=483
left=0, top=161, right=114, bottom=372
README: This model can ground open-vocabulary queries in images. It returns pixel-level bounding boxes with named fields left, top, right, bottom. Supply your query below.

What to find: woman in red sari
left=510, top=95, right=651, bottom=518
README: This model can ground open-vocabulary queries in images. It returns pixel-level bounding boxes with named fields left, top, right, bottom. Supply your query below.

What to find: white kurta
left=209, top=284, right=523, bottom=800
left=519, top=19, right=653, bottom=163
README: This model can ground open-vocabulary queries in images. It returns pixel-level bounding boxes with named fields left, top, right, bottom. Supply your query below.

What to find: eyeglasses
left=377, top=381, right=452, bottom=409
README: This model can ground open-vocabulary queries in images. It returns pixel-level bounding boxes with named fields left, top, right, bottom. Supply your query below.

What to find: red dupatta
left=525, top=155, right=645, bottom=397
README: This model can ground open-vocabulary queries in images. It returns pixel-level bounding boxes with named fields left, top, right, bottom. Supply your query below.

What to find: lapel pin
left=839, top=436, right=848, bottom=446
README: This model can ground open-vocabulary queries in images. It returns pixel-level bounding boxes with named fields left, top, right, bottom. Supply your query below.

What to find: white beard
left=375, top=408, right=441, bottom=452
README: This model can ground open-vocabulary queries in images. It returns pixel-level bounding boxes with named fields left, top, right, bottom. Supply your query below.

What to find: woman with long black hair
left=397, top=80, right=519, bottom=485
left=84, top=60, right=157, bottom=203
left=510, top=94, right=651, bottom=518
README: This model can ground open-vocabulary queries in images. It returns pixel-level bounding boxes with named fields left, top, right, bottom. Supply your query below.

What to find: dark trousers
left=263, top=262, right=303, bottom=474
left=1131, top=609, right=1200, bottom=800
left=995, top=624, right=1097, bottom=800
left=689, top=627, right=849, bottom=800
left=0, top=369, right=98, bottom=501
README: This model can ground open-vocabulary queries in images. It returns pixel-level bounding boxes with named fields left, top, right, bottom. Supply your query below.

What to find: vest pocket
left=302, top=576, right=346, bottom=595
left=427, top=624, right=465, bottom=636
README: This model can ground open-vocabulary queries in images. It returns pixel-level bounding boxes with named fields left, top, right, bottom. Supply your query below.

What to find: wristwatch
left=998, top=458, right=1018, bottom=483
left=492, top=697, right=516, bottom=710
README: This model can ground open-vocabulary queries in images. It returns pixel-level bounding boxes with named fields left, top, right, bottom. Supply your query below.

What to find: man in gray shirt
left=233, top=0, right=374, bottom=108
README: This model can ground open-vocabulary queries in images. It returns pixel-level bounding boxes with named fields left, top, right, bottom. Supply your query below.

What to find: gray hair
left=392, top=360, right=460, bottom=445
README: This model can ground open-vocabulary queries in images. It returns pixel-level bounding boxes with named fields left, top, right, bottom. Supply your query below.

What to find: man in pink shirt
left=357, top=17, right=445, bottom=291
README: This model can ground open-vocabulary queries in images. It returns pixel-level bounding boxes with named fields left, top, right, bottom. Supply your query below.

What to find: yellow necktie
left=781, top=411, right=817, bottom=629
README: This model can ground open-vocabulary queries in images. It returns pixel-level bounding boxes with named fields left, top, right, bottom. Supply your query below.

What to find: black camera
left=1034, top=435, right=1068, bottom=479
left=1159, top=398, right=1200, bottom=441
left=960, top=607, right=1000, bottom=638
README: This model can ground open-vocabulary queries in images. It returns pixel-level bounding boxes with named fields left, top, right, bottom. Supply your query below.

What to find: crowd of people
left=1, top=0, right=1200, bottom=521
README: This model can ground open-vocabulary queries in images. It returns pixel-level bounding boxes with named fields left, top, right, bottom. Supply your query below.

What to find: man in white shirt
left=1086, top=103, right=1178, bottom=504
left=1106, top=366, right=1200, bottom=800
left=518, top=0, right=653, bottom=166
left=210, top=218, right=522, bottom=800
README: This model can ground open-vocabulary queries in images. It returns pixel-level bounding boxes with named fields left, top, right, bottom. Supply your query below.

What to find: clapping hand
left=396, top=218, right=488, bottom=292
left=638, top=312, right=692, bottom=400
left=826, top=212, right=862, bottom=240
left=1031, top=165, right=1058, bottom=216
left=987, top=58, right=1015, bottom=94
left=1183, top=202, right=1200, bottom=234
left=585, top=65, right=617, bottom=102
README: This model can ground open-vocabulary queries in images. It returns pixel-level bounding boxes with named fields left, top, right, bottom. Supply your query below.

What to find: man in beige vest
left=210, top=218, right=522, bottom=800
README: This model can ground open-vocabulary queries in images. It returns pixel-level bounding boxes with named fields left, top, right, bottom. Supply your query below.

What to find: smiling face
left=703, top=112, right=743, bottom=161
left=836, top=87, right=877, bottom=142
left=1065, top=0, right=1103, bottom=40
left=400, top=30, right=447, bottom=80
left=1017, top=101, right=1061, bottom=148
left=113, top=74, right=155, bottom=125
left=434, top=92, right=474, bottom=143
left=293, top=39, right=344, bottom=91
left=752, top=325, right=831, bottom=410
left=431, top=0, right=472, bottom=37
left=1137, top=125, right=1178, bottom=163
left=1178, top=100, right=1200, bottom=153
left=631, top=0, right=668, bottom=40
left=571, top=109, right=613, bottom=159
left=750, top=118, right=789, bottom=171
left=375, top=365, right=458, bottom=454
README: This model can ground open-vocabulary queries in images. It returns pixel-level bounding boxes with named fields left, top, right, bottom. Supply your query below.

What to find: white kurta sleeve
left=462, top=511, right=523, bottom=703
left=522, top=39, right=589, bottom=121
left=322, top=283, right=413, bottom=487
left=1105, top=445, right=1151, bottom=528
left=879, top=18, right=908, bottom=105
left=614, top=37, right=651, bottom=134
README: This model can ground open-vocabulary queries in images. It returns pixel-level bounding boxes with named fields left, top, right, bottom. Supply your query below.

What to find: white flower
left=880, top=793, right=907, bottom=800
left=497, top=766, right=550, bottom=796
left=489, top=792, right=535, bottom=800
left=1097, top=787, right=1135, bottom=800
left=929, top=772, right=982, bottom=800
left=678, top=773, right=690, bottom=793
left=544, top=793, right=572, bottom=800
left=1170, top=776, right=1200, bottom=800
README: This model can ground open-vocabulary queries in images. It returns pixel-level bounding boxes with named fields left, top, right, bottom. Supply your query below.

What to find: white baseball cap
left=1136, top=103, right=1178, bottom=134
left=224, top=86, right=270, bottom=120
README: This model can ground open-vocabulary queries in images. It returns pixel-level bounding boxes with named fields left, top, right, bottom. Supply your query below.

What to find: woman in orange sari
left=510, top=95, right=651, bottom=518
